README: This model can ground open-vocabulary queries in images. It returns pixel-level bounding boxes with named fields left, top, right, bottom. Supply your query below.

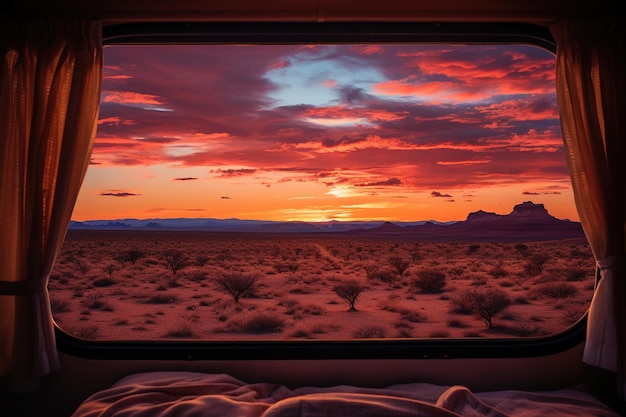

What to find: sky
left=72, top=43, right=578, bottom=223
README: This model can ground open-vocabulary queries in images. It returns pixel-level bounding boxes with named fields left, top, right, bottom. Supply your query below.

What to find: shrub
left=215, top=272, right=260, bottom=303
left=229, top=312, right=285, bottom=334
left=117, top=249, right=145, bottom=265
left=388, top=256, right=410, bottom=277
left=85, top=299, right=114, bottom=311
left=466, top=288, right=511, bottom=329
left=92, top=277, right=116, bottom=287
left=514, top=244, right=529, bottom=256
left=565, top=267, right=589, bottom=282
left=467, top=244, right=481, bottom=255
left=487, top=266, right=508, bottom=278
left=73, top=325, right=99, bottom=339
left=366, top=268, right=398, bottom=284
left=333, top=279, right=365, bottom=311
left=196, top=255, right=210, bottom=267
left=410, top=269, right=446, bottom=293
left=162, top=249, right=189, bottom=275
left=274, top=261, right=299, bottom=273
left=353, top=326, right=386, bottom=338
left=164, top=323, right=195, bottom=338
left=534, top=282, right=578, bottom=299
left=50, top=298, right=71, bottom=314
left=450, top=291, right=476, bottom=315
left=144, top=294, right=179, bottom=304
left=524, top=253, right=551, bottom=275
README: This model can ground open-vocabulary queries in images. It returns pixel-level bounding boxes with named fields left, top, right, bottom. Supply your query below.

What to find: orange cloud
left=102, top=91, right=165, bottom=106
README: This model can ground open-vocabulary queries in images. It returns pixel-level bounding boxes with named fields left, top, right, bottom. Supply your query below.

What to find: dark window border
left=57, top=21, right=587, bottom=361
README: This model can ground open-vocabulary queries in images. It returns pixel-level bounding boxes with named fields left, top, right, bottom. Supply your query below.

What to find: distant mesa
left=105, top=221, right=131, bottom=228
left=68, top=201, right=584, bottom=242
left=465, top=201, right=557, bottom=223
left=362, top=201, right=582, bottom=242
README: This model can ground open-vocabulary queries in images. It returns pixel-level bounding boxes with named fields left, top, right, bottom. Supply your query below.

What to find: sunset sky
left=72, top=42, right=578, bottom=223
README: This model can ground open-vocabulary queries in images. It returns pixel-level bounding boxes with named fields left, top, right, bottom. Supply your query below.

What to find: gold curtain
left=551, top=18, right=626, bottom=396
left=0, top=19, right=102, bottom=392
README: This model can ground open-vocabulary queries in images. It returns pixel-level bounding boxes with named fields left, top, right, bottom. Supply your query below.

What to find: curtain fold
left=550, top=18, right=626, bottom=396
left=0, top=19, right=102, bottom=392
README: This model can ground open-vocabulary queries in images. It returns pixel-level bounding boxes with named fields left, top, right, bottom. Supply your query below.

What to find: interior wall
left=3, top=343, right=589, bottom=417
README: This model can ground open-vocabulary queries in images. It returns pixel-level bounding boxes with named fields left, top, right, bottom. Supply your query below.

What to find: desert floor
left=49, top=230, right=595, bottom=341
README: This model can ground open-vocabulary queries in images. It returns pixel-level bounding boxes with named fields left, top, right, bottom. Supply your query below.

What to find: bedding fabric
left=70, top=371, right=621, bottom=417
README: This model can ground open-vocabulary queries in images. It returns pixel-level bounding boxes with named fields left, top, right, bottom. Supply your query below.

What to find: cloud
left=210, top=168, right=257, bottom=177
left=102, top=91, right=165, bottom=106
left=84, top=43, right=570, bottom=221
left=523, top=190, right=562, bottom=195
left=220, top=196, right=231, bottom=199
left=355, top=178, right=402, bottom=187
left=100, top=192, right=140, bottom=197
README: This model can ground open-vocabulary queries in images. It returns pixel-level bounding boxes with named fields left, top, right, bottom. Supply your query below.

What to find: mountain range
left=69, top=201, right=584, bottom=242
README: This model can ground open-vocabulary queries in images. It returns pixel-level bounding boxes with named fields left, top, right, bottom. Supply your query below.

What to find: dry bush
left=290, top=328, right=311, bottom=338
left=366, top=268, right=398, bottom=284
left=184, top=270, right=208, bottom=283
left=162, top=249, right=189, bottom=275
left=452, top=288, right=511, bottom=329
left=524, top=253, right=551, bottom=275
left=215, top=272, right=260, bottom=303
left=164, top=323, right=196, bottom=338
left=450, top=291, right=475, bottom=315
left=467, top=244, right=481, bottom=255
left=117, top=249, right=145, bottom=265
left=565, top=267, right=590, bottom=282
left=162, top=275, right=182, bottom=288
left=399, top=309, right=422, bottom=323
left=92, top=277, right=116, bottom=288
left=195, top=255, right=210, bottom=267
left=410, top=269, right=447, bottom=293
left=227, top=312, right=285, bottom=334
left=448, top=318, right=468, bottom=328
left=388, top=256, right=411, bottom=277
left=84, top=298, right=114, bottom=311
left=353, top=326, right=386, bottom=338
left=533, top=282, right=578, bottom=299
left=468, top=288, right=511, bottom=329
left=143, top=294, right=179, bottom=304
left=50, top=298, right=71, bottom=314
left=487, top=266, right=508, bottom=278
left=73, top=325, right=99, bottom=339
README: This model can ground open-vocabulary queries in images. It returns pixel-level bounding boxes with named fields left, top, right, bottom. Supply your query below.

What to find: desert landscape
left=48, top=225, right=595, bottom=341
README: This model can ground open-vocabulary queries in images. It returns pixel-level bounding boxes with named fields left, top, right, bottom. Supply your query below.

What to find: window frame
left=55, top=21, right=589, bottom=360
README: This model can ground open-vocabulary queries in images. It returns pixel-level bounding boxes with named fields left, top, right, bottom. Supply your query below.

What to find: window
left=50, top=23, right=594, bottom=353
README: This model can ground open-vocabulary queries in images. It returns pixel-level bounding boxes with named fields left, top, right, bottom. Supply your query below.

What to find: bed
left=70, top=371, right=621, bottom=417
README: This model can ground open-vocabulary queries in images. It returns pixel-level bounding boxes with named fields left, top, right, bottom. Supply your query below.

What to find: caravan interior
left=1, top=1, right=624, bottom=416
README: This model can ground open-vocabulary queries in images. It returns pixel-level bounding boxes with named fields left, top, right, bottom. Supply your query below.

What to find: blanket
left=70, top=371, right=621, bottom=417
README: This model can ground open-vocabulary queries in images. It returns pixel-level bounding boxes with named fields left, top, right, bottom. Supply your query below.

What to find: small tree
left=333, top=279, right=364, bottom=311
left=162, top=249, right=188, bottom=275
left=104, top=263, right=117, bottom=277
left=388, top=256, right=410, bottom=277
left=215, top=272, right=259, bottom=303
left=525, top=253, right=550, bottom=275
left=196, top=255, right=210, bottom=267
left=467, top=288, right=511, bottom=329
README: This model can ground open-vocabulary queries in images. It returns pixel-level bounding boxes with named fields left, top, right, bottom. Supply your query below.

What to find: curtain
left=0, top=19, right=102, bottom=392
left=550, top=19, right=626, bottom=396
